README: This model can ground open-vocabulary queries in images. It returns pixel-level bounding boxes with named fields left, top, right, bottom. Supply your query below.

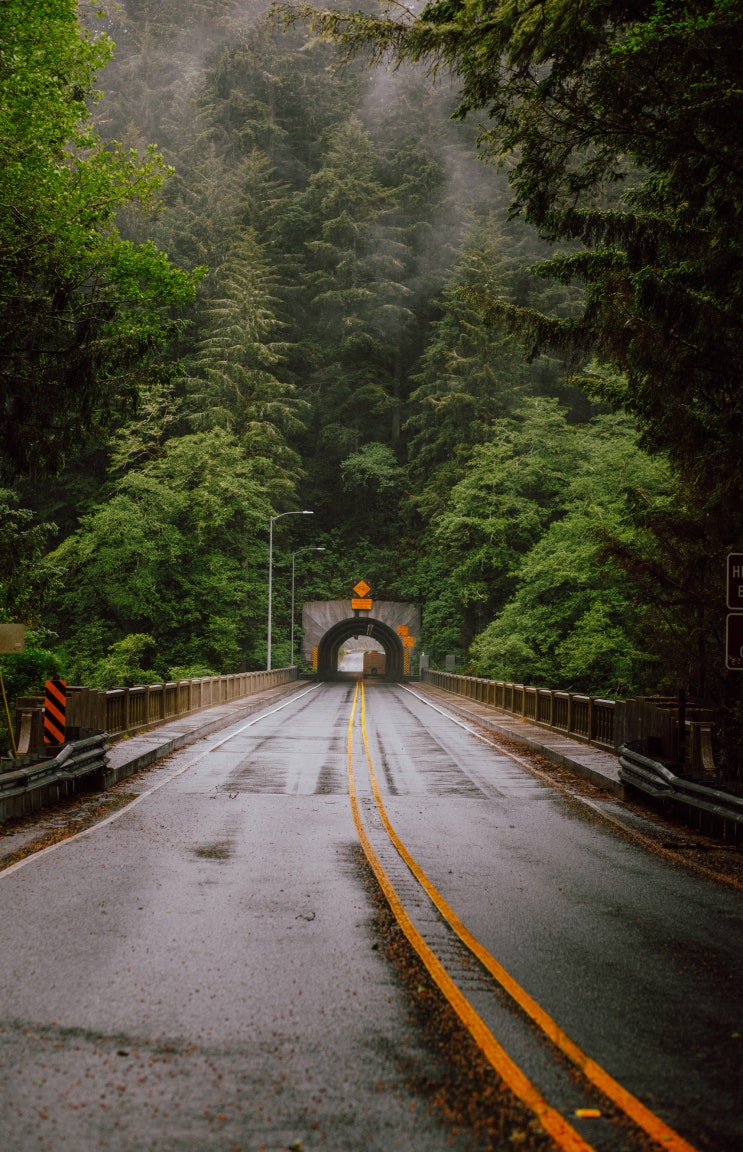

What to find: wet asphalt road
left=0, top=681, right=740, bottom=1152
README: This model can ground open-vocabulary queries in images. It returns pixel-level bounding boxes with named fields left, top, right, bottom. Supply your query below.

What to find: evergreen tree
left=286, top=115, right=415, bottom=524
left=186, top=235, right=308, bottom=500
left=197, top=15, right=362, bottom=186
left=406, top=208, right=587, bottom=522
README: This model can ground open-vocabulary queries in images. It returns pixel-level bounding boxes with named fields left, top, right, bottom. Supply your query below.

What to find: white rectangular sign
left=0, top=624, right=25, bottom=654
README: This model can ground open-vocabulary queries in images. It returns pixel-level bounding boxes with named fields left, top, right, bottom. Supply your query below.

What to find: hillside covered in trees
left=1, top=1, right=741, bottom=766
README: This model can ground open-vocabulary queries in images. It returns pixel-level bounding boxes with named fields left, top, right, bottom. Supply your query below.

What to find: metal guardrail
left=619, top=744, right=743, bottom=842
left=0, top=733, right=109, bottom=821
left=421, top=670, right=741, bottom=840
left=422, top=669, right=617, bottom=751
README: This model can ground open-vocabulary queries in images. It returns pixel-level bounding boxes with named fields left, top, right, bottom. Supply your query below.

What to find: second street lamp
left=267, top=510, right=312, bottom=671
left=291, top=547, right=325, bottom=666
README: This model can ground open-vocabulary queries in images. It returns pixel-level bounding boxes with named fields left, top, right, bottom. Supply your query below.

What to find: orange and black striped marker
left=43, top=679, right=67, bottom=745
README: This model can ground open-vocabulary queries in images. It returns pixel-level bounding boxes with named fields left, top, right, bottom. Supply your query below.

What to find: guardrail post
left=567, top=693, right=574, bottom=736
left=16, top=708, right=39, bottom=755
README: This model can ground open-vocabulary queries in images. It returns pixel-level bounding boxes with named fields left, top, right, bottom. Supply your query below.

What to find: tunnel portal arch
left=317, top=617, right=404, bottom=680
left=301, top=600, right=419, bottom=682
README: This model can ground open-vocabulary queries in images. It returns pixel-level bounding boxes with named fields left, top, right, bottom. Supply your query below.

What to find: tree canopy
left=0, top=0, right=198, bottom=480
left=285, top=1, right=743, bottom=517
left=3, top=0, right=742, bottom=772
left=280, top=0, right=743, bottom=733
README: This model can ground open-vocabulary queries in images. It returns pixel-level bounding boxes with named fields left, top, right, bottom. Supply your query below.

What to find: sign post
left=43, top=679, right=67, bottom=746
left=402, top=633, right=414, bottom=676
left=351, top=580, right=373, bottom=611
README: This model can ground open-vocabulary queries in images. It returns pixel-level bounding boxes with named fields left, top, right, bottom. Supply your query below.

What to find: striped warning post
left=43, top=679, right=67, bottom=745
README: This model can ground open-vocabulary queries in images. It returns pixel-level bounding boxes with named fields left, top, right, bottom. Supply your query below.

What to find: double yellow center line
left=347, top=681, right=698, bottom=1152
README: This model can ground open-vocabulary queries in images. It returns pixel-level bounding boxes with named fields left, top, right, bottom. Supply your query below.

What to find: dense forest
left=1, top=2, right=741, bottom=764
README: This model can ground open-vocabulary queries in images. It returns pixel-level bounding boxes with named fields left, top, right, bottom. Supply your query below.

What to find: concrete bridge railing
left=421, top=669, right=718, bottom=776
left=14, top=667, right=298, bottom=756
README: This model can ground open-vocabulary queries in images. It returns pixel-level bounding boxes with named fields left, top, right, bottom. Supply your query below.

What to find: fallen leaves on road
left=354, top=844, right=554, bottom=1152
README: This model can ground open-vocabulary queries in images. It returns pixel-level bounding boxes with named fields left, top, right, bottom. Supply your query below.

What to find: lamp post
left=268, top=511, right=312, bottom=671
left=291, top=547, right=325, bottom=666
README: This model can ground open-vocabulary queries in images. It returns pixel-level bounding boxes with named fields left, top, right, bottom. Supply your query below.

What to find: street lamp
left=291, top=547, right=326, bottom=666
left=268, top=511, right=312, bottom=671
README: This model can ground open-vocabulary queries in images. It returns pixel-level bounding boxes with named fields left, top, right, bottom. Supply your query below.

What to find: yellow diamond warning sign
left=353, top=580, right=371, bottom=599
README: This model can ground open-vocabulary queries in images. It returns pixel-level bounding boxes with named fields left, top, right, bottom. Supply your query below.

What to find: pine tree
left=186, top=236, right=307, bottom=501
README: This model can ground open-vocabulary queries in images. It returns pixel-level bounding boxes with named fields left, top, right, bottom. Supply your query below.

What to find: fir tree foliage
left=406, top=209, right=582, bottom=511
left=186, top=235, right=308, bottom=497
left=3, top=0, right=721, bottom=723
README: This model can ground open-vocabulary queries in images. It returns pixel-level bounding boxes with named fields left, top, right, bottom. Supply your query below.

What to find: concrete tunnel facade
left=301, top=600, right=421, bottom=681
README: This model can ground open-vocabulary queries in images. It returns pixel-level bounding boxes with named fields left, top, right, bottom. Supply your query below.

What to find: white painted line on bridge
left=0, top=683, right=322, bottom=881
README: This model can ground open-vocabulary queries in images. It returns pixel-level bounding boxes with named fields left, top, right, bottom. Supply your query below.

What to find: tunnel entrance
left=316, top=617, right=405, bottom=681
left=301, top=599, right=419, bottom=681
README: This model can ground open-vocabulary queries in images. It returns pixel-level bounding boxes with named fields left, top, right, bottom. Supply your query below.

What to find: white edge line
left=398, top=684, right=593, bottom=785
left=398, top=683, right=508, bottom=744
left=400, top=686, right=743, bottom=893
left=0, top=683, right=322, bottom=880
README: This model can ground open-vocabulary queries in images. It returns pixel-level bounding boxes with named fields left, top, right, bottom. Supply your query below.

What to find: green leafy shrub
left=87, top=634, right=162, bottom=689
left=0, top=647, right=62, bottom=756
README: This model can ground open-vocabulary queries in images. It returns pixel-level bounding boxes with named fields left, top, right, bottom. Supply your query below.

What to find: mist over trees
left=2, top=0, right=741, bottom=763
left=296, top=0, right=743, bottom=726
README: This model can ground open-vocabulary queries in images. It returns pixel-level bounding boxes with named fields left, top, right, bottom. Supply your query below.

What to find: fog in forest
left=7, top=0, right=740, bottom=760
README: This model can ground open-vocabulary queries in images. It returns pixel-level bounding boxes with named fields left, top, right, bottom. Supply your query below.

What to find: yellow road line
left=346, top=683, right=598, bottom=1152
left=360, top=682, right=700, bottom=1152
